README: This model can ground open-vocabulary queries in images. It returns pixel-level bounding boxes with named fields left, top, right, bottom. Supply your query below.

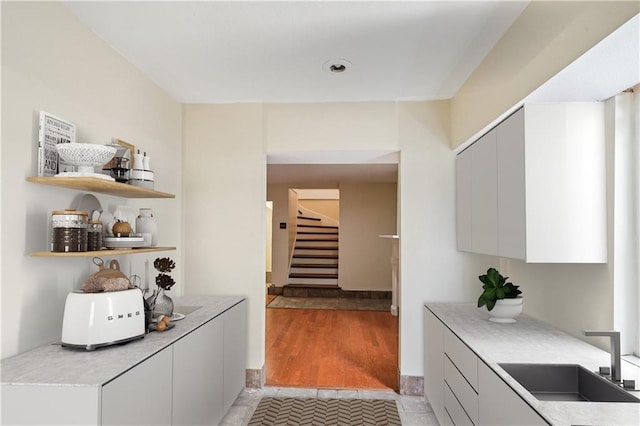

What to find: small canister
left=51, top=209, right=88, bottom=252
left=87, top=220, right=103, bottom=252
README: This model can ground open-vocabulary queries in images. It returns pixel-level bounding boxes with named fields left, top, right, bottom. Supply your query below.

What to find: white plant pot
left=488, top=297, right=523, bottom=323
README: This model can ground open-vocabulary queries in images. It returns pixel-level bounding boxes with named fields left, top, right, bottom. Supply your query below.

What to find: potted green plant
left=477, top=267, right=523, bottom=323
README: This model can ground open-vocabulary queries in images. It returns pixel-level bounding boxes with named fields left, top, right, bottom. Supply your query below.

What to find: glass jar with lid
left=51, top=209, right=88, bottom=252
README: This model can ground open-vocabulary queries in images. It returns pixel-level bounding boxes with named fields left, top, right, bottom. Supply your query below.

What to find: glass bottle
left=87, top=220, right=103, bottom=251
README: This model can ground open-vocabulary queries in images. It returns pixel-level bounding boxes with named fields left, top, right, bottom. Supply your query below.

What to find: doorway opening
left=265, top=160, right=399, bottom=391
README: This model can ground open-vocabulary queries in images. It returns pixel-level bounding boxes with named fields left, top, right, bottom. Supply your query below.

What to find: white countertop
left=426, top=303, right=640, bottom=426
left=1, top=295, right=245, bottom=387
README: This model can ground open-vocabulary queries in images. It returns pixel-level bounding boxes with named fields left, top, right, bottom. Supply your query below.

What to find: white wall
left=397, top=102, right=496, bottom=377
left=1, top=2, right=183, bottom=359
left=339, top=183, right=397, bottom=291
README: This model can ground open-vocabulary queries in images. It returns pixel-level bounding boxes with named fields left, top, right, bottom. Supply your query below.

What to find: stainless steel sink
left=499, top=363, right=639, bottom=403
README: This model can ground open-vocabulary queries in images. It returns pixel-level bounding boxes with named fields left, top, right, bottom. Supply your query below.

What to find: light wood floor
left=265, top=307, right=399, bottom=390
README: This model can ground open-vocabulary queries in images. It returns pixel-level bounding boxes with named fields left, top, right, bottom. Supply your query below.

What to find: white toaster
left=61, top=289, right=145, bottom=351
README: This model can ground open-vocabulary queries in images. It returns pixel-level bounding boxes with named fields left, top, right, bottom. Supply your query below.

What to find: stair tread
left=298, top=224, right=339, bottom=229
left=289, top=273, right=339, bottom=279
left=297, top=215, right=321, bottom=221
left=296, top=238, right=339, bottom=242
left=291, top=263, right=338, bottom=268
left=292, top=254, right=339, bottom=259
left=295, top=246, right=338, bottom=250
left=297, top=231, right=339, bottom=235
left=284, top=284, right=341, bottom=289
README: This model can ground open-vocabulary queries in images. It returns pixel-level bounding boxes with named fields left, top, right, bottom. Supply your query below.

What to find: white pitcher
left=136, top=208, right=158, bottom=246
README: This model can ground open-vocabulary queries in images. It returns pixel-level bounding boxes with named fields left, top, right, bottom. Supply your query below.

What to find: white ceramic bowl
left=56, top=143, right=117, bottom=173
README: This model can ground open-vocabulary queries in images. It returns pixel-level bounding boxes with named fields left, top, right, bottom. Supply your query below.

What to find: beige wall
left=451, top=0, right=640, bottom=148
left=186, top=101, right=490, bottom=377
left=266, top=202, right=273, bottom=275
left=265, top=102, right=398, bottom=151
left=182, top=103, right=266, bottom=370
left=500, top=260, right=612, bottom=349
left=266, top=185, right=292, bottom=288
left=339, top=183, right=397, bottom=291
left=298, top=199, right=340, bottom=222
left=288, top=188, right=299, bottom=262
left=1, top=2, right=183, bottom=359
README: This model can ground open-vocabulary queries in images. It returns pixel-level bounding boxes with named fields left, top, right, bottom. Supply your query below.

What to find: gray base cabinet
left=478, top=362, right=546, bottom=426
left=173, top=315, right=225, bottom=425
left=424, top=306, right=547, bottom=426
left=102, top=347, right=173, bottom=426
left=223, top=298, right=247, bottom=413
left=1, top=298, right=247, bottom=425
left=424, top=306, right=447, bottom=424
left=2, top=385, right=100, bottom=425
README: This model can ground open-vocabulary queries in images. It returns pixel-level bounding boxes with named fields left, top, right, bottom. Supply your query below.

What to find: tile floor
left=220, top=386, right=439, bottom=425
left=267, top=296, right=391, bottom=312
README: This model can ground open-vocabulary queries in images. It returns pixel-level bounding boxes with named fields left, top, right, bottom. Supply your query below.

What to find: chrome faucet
left=584, top=330, right=621, bottom=383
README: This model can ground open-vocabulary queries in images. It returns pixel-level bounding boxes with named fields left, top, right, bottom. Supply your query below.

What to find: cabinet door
left=424, top=307, right=449, bottom=425
left=3, top=385, right=100, bottom=425
left=102, top=347, right=172, bottom=426
left=470, top=129, right=498, bottom=256
left=524, top=103, right=607, bottom=263
left=173, top=315, right=224, bottom=426
left=223, top=300, right=247, bottom=412
left=456, top=148, right=473, bottom=252
left=497, top=108, right=526, bottom=260
left=478, top=363, right=547, bottom=426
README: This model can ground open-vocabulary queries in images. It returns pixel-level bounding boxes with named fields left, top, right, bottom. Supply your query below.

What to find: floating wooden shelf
left=27, top=177, right=175, bottom=199
left=30, top=246, right=176, bottom=257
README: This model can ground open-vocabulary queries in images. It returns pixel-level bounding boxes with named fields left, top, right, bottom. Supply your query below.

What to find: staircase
left=284, top=211, right=340, bottom=297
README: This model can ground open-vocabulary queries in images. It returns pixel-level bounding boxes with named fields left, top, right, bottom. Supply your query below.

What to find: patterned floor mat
left=248, top=397, right=402, bottom=426
left=267, top=296, right=390, bottom=312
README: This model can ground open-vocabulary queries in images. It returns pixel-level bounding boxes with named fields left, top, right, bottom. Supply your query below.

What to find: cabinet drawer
left=444, top=382, right=474, bottom=426
left=445, top=356, right=479, bottom=425
left=444, top=327, right=478, bottom=391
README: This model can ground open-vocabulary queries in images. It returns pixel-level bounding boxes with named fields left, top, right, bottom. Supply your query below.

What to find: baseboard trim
left=246, top=366, right=265, bottom=389
left=399, top=375, right=424, bottom=396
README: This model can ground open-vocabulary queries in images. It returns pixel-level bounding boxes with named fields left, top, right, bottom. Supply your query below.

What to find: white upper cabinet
left=496, top=108, right=526, bottom=260
left=470, top=129, right=499, bottom=256
left=456, top=147, right=472, bottom=252
left=457, top=102, right=607, bottom=263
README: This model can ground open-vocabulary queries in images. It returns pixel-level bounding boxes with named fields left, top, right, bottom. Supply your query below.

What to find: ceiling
left=63, top=1, right=529, bottom=104
left=63, top=1, right=529, bottom=184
